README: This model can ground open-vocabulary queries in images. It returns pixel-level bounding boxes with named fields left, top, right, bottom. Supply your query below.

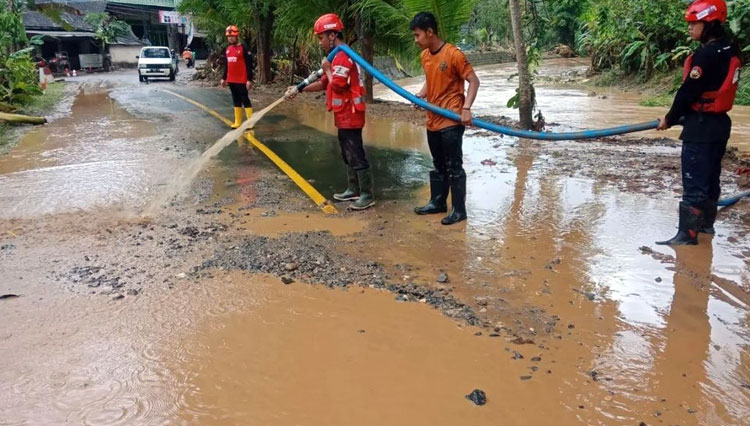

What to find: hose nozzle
left=295, top=69, right=325, bottom=92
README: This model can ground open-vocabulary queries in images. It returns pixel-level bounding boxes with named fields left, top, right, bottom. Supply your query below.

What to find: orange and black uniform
left=421, top=43, right=474, bottom=182
left=221, top=43, right=254, bottom=108
left=665, top=38, right=736, bottom=214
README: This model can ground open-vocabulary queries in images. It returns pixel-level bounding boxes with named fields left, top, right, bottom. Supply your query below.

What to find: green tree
left=179, top=0, right=277, bottom=83
left=354, top=0, right=477, bottom=81
left=544, top=0, right=588, bottom=48
left=277, top=0, right=402, bottom=101
left=84, top=13, right=131, bottom=53
left=579, top=0, right=686, bottom=77
left=468, top=0, right=511, bottom=47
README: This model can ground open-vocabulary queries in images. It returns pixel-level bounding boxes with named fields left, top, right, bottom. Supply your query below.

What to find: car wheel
left=139, top=75, right=145, bottom=82
left=169, top=70, right=175, bottom=81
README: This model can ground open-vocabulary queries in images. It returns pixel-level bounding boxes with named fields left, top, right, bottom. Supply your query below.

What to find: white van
left=137, top=47, right=179, bottom=82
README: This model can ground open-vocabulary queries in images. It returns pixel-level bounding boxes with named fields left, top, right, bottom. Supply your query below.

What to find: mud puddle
left=0, top=270, right=596, bottom=426
left=0, top=89, right=170, bottom=218
left=171, top=272, right=592, bottom=426
left=258, top=103, right=750, bottom=423
left=253, top=112, right=431, bottom=201
left=229, top=208, right=367, bottom=236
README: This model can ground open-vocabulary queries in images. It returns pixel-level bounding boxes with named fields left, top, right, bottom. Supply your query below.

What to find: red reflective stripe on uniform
left=325, top=50, right=366, bottom=127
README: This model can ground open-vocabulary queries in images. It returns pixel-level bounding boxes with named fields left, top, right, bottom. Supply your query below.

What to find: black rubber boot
left=656, top=202, right=703, bottom=246
left=700, top=200, right=717, bottom=234
left=350, top=169, right=375, bottom=210
left=334, top=167, right=360, bottom=201
left=414, top=171, right=449, bottom=215
left=441, top=175, right=467, bottom=225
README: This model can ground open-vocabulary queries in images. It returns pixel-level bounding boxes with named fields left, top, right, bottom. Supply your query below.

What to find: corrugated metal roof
left=34, top=1, right=107, bottom=14
left=22, top=10, right=93, bottom=32
left=27, top=30, right=97, bottom=38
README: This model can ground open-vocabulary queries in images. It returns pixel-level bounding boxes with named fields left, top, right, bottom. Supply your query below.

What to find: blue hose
left=325, top=45, right=747, bottom=207
left=718, top=190, right=750, bottom=207
left=327, top=44, right=659, bottom=141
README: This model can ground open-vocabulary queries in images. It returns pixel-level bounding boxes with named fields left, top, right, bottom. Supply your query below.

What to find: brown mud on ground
left=172, top=272, right=592, bottom=426
left=2, top=69, right=750, bottom=426
left=227, top=207, right=367, bottom=237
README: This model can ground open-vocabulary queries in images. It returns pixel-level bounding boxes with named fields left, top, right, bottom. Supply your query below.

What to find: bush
left=737, top=67, right=750, bottom=105
left=0, top=53, right=42, bottom=105
left=1, top=5, right=42, bottom=106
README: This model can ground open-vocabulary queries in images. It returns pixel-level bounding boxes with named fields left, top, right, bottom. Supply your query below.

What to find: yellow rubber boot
left=245, top=107, right=254, bottom=120
left=231, top=107, right=243, bottom=129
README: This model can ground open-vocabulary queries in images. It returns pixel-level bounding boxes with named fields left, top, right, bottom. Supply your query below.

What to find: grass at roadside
left=0, top=82, right=66, bottom=153
left=639, top=94, right=674, bottom=107
left=17, top=82, right=66, bottom=116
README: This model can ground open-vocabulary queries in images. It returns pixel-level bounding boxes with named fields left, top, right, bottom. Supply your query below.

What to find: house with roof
left=23, top=0, right=198, bottom=70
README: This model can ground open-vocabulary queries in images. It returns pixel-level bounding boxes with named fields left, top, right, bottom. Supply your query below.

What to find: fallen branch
left=0, top=112, right=47, bottom=125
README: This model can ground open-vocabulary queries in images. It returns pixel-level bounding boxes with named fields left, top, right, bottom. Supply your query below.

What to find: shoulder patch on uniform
left=332, top=65, right=350, bottom=78
left=689, top=66, right=703, bottom=79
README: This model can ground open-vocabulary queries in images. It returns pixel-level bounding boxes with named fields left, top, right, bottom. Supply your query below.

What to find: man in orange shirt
left=411, top=12, right=480, bottom=225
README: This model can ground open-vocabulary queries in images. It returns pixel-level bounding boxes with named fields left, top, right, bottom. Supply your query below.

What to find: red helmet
left=225, top=25, right=239, bottom=37
left=685, top=0, right=727, bottom=23
left=314, top=13, right=344, bottom=35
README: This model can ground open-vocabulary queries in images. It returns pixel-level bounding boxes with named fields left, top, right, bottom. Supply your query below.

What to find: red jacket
left=223, top=44, right=254, bottom=84
left=321, top=51, right=366, bottom=129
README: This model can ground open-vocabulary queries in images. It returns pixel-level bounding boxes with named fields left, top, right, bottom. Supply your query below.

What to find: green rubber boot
left=334, top=167, right=360, bottom=202
left=350, top=169, right=375, bottom=210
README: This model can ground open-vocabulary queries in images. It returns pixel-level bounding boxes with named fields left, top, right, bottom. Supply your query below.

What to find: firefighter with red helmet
left=284, top=13, right=375, bottom=210
left=656, top=0, right=741, bottom=245
left=220, top=25, right=254, bottom=129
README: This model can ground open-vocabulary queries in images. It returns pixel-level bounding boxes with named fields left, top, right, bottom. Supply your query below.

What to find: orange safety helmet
left=685, top=0, right=728, bottom=23
left=314, top=13, right=344, bottom=35
left=225, top=25, right=240, bottom=37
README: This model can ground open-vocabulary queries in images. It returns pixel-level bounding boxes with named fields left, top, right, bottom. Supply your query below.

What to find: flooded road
left=1, top=63, right=749, bottom=425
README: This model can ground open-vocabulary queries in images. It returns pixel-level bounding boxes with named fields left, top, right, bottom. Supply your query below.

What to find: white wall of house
left=110, top=45, right=145, bottom=67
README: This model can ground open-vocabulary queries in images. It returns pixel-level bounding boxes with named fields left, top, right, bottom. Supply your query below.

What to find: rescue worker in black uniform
left=657, top=0, right=741, bottom=246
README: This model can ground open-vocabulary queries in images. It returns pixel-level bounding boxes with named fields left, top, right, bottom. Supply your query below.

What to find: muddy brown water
left=0, top=271, right=595, bottom=425
left=1, top=62, right=749, bottom=425
left=0, top=90, right=161, bottom=218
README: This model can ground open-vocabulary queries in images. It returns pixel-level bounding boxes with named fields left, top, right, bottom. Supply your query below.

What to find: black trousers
left=228, top=83, right=252, bottom=108
left=681, top=140, right=728, bottom=207
left=427, top=125, right=466, bottom=179
left=337, top=128, right=369, bottom=171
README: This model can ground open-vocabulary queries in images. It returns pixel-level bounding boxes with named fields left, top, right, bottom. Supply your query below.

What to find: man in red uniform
left=220, top=25, right=254, bottom=129
left=284, top=14, right=374, bottom=210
